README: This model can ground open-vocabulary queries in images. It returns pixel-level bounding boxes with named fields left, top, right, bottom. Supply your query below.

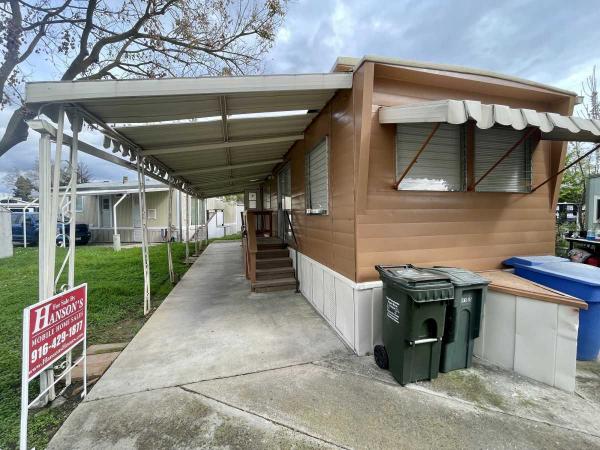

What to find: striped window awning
left=379, top=99, right=600, bottom=143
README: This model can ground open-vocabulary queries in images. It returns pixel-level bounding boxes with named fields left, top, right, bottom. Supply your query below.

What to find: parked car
left=56, top=222, right=92, bottom=246
left=11, top=212, right=91, bottom=246
left=11, top=211, right=39, bottom=246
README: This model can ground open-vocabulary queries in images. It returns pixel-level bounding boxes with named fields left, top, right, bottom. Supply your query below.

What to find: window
left=147, top=209, right=157, bottom=220
left=473, top=126, right=531, bottom=193
left=305, top=138, right=329, bottom=214
left=76, top=196, right=84, bottom=212
left=248, top=191, right=257, bottom=209
left=263, top=184, right=271, bottom=210
left=395, top=123, right=464, bottom=191
left=596, top=197, right=600, bottom=223
left=395, top=123, right=533, bottom=193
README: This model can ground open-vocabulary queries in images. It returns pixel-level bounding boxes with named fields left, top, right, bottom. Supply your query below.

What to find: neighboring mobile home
left=72, top=180, right=241, bottom=243
left=71, top=179, right=198, bottom=243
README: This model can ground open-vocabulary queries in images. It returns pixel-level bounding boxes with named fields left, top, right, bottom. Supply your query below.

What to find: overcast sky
left=1, top=0, right=599, bottom=195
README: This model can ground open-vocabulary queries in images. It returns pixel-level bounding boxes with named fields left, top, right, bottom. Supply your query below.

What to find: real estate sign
left=24, top=284, right=87, bottom=380
left=20, top=284, right=87, bottom=450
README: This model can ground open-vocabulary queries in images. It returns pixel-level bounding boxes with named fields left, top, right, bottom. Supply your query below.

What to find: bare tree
left=60, top=160, right=92, bottom=185
left=560, top=65, right=600, bottom=229
left=0, top=0, right=287, bottom=154
left=582, top=66, right=600, bottom=174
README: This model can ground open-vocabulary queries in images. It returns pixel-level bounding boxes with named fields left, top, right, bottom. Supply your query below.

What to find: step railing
left=284, top=210, right=300, bottom=293
left=242, top=211, right=258, bottom=283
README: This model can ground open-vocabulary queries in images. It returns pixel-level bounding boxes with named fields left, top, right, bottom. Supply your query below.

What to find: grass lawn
left=208, top=231, right=242, bottom=243
left=0, top=242, right=195, bottom=449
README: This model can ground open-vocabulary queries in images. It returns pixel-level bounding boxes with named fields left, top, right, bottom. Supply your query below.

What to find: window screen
left=395, top=123, right=463, bottom=191
left=474, top=126, right=531, bottom=193
left=305, top=138, right=329, bottom=214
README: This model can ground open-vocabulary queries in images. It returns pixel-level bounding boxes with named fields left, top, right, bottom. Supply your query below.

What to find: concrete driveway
left=48, top=241, right=600, bottom=449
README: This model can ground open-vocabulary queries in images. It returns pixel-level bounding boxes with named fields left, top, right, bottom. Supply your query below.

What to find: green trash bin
left=374, top=265, right=454, bottom=385
left=429, top=267, right=489, bottom=373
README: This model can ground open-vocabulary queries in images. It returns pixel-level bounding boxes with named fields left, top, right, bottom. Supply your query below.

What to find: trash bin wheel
left=374, top=345, right=389, bottom=370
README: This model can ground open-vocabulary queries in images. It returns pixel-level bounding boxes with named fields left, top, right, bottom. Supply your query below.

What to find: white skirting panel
left=292, top=248, right=579, bottom=391
left=291, top=249, right=383, bottom=356
left=474, top=290, right=579, bottom=392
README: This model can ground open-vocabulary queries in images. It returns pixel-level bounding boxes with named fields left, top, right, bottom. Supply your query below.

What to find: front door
left=100, top=195, right=112, bottom=228
left=277, top=164, right=291, bottom=241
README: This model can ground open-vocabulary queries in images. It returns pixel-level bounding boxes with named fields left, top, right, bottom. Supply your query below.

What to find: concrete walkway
left=49, top=241, right=600, bottom=449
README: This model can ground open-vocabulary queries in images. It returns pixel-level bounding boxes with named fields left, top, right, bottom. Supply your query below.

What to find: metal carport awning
left=26, top=72, right=353, bottom=197
left=379, top=99, right=600, bottom=143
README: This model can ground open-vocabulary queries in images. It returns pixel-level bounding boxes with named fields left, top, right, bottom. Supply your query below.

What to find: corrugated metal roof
left=380, top=99, right=600, bottom=142
left=25, top=73, right=351, bottom=197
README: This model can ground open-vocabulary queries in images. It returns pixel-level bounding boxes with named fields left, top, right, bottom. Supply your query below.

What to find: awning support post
left=470, top=127, right=538, bottom=190
left=177, top=191, right=183, bottom=242
left=203, top=198, right=209, bottom=247
left=194, top=197, right=200, bottom=256
left=64, top=112, right=81, bottom=388
left=394, top=123, right=440, bottom=189
left=531, top=142, right=600, bottom=193
left=185, top=192, right=190, bottom=264
left=34, top=105, right=65, bottom=406
left=37, top=130, right=53, bottom=406
left=167, top=182, right=175, bottom=284
left=136, top=157, right=151, bottom=315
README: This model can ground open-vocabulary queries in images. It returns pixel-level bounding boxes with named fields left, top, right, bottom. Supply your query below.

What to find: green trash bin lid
left=375, top=265, right=454, bottom=302
left=430, top=267, right=490, bottom=287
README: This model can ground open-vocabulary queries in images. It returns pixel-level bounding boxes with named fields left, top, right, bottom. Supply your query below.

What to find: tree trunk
left=0, top=106, right=35, bottom=156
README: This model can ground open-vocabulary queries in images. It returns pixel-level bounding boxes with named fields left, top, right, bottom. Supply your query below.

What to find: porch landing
left=48, top=241, right=600, bottom=449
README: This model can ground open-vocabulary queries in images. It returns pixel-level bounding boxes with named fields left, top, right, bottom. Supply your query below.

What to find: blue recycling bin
left=504, top=256, right=600, bottom=360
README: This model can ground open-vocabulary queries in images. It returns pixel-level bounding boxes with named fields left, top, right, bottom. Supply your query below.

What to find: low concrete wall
left=474, top=290, right=579, bottom=392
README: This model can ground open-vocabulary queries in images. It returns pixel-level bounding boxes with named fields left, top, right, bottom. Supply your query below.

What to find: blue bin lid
left=503, top=255, right=569, bottom=267
left=522, top=262, right=600, bottom=287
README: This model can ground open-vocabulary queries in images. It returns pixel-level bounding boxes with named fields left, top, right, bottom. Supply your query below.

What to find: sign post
left=20, top=284, right=87, bottom=450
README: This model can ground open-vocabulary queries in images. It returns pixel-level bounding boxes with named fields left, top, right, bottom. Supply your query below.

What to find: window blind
left=306, top=139, right=329, bottom=214
left=474, top=126, right=531, bottom=193
left=395, top=123, right=463, bottom=191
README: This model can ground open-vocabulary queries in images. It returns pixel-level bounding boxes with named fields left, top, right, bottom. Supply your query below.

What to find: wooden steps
left=256, top=257, right=292, bottom=269
left=257, top=248, right=290, bottom=259
left=253, top=277, right=297, bottom=293
left=251, top=239, right=297, bottom=292
left=256, top=266, right=296, bottom=280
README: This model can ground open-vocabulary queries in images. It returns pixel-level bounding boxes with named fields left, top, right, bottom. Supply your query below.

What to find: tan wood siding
left=284, top=90, right=356, bottom=280
left=355, top=68, right=573, bottom=282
